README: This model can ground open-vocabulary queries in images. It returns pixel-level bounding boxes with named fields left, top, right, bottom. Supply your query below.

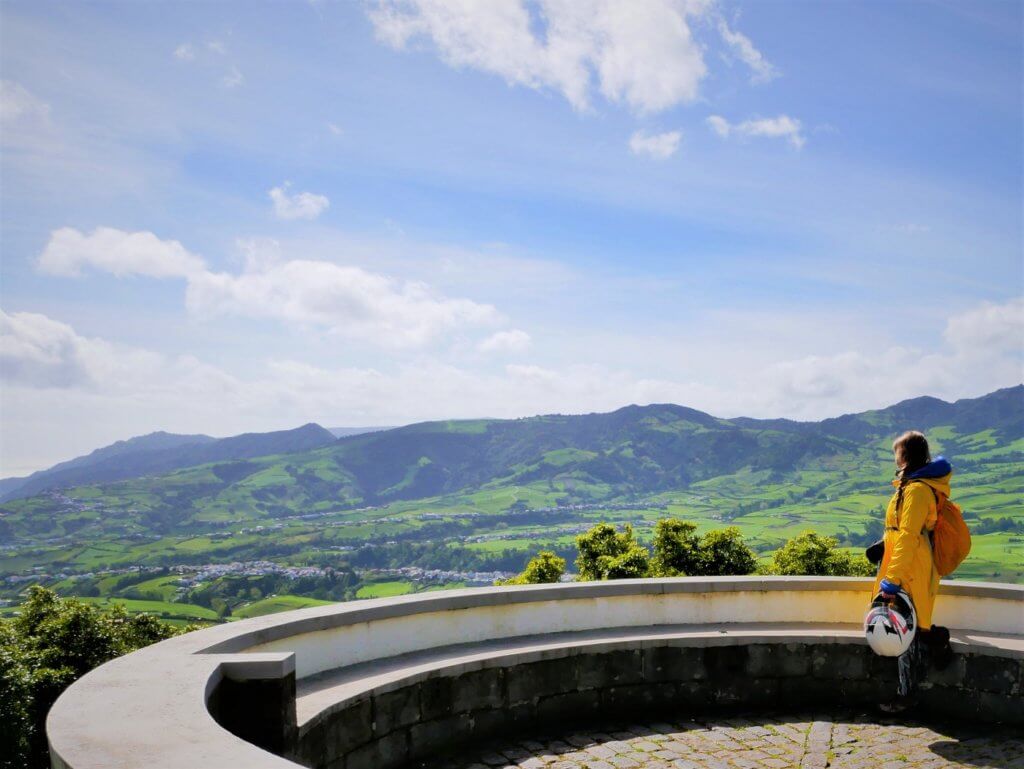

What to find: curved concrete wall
left=241, top=578, right=1021, bottom=679
left=46, top=578, right=1024, bottom=769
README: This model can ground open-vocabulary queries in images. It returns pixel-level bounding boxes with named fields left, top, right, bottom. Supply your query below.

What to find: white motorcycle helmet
left=864, top=588, right=917, bottom=657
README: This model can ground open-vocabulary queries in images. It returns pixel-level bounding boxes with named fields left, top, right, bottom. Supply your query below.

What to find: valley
left=1, top=387, right=1021, bottom=623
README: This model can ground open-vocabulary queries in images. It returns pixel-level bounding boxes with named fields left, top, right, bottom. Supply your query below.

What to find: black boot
left=926, top=625, right=954, bottom=670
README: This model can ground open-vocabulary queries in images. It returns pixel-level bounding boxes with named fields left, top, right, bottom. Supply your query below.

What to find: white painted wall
left=247, top=585, right=1022, bottom=679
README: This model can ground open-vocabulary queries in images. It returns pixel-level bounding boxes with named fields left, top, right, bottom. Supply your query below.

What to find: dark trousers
left=897, top=629, right=929, bottom=697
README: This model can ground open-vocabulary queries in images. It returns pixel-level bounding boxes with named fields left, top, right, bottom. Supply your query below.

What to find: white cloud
left=4, top=297, right=1022, bottom=475
left=187, top=259, right=501, bottom=347
left=207, top=40, right=227, bottom=55
left=327, top=122, right=344, bottom=137
left=269, top=183, right=330, bottom=220
left=0, top=310, right=92, bottom=388
left=221, top=65, right=244, bottom=89
left=37, top=227, right=206, bottom=278
left=705, top=114, right=730, bottom=138
left=0, top=80, right=50, bottom=125
left=944, top=297, right=1024, bottom=356
left=173, top=43, right=196, bottom=61
left=628, top=129, right=681, bottom=159
left=478, top=329, right=531, bottom=354
left=755, top=296, right=1024, bottom=418
left=716, top=18, right=777, bottom=83
left=36, top=227, right=502, bottom=348
left=706, top=114, right=806, bottom=149
left=368, top=0, right=713, bottom=114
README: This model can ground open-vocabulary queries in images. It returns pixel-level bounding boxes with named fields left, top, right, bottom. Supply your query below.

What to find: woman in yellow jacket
left=872, top=430, right=953, bottom=712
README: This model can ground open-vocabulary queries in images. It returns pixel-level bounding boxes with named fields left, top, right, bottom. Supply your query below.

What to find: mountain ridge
left=1, top=386, right=1019, bottom=525
left=0, top=423, right=337, bottom=503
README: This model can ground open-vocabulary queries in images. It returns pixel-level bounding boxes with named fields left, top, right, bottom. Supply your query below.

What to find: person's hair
left=893, top=430, right=930, bottom=512
left=893, top=430, right=930, bottom=475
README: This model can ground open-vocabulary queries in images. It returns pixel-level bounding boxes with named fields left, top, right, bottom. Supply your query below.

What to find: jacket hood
left=908, top=456, right=952, bottom=480
left=891, top=455, right=953, bottom=497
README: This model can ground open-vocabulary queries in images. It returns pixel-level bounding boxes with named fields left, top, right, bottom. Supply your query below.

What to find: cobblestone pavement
left=441, top=713, right=1023, bottom=769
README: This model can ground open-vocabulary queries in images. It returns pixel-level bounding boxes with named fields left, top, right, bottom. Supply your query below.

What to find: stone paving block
left=444, top=710, right=1024, bottom=769
left=566, top=734, right=594, bottom=748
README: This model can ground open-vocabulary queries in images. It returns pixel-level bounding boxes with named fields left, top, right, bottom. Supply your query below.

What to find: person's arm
left=884, top=482, right=932, bottom=587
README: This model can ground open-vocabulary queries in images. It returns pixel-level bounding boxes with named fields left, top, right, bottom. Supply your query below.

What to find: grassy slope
left=1, top=391, right=1020, bottom=614
left=232, top=595, right=335, bottom=618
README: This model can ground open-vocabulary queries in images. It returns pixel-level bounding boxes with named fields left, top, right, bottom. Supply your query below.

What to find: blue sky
left=1, top=0, right=1021, bottom=475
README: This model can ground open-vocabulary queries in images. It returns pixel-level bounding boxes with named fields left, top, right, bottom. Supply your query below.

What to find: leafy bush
left=1, top=587, right=185, bottom=769
left=695, top=526, right=758, bottom=576
left=575, top=523, right=648, bottom=581
left=496, top=551, right=566, bottom=585
left=598, top=544, right=651, bottom=579
left=771, top=531, right=876, bottom=576
left=651, top=519, right=701, bottom=576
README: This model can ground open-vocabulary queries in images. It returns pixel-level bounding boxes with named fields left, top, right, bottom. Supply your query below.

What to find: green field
left=76, top=597, right=219, bottom=620
left=233, top=595, right=335, bottom=618
left=1, top=392, right=1021, bottom=624
left=356, top=580, right=416, bottom=599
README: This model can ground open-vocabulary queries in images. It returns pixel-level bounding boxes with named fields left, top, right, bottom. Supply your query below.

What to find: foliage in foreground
left=495, top=551, right=566, bottom=585
left=502, top=519, right=876, bottom=585
left=1, top=587, right=186, bottom=769
left=770, top=531, right=876, bottom=577
left=575, top=520, right=760, bottom=581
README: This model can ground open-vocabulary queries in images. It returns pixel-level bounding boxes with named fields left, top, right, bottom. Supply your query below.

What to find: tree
left=651, top=519, right=701, bottom=576
left=0, top=623, right=34, bottom=769
left=575, top=523, right=650, bottom=581
left=575, top=523, right=633, bottom=580
left=696, top=526, right=757, bottom=576
left=2, top=587, right=184, bottom=769
left=599, top=544, right=651, bottom=579
left=496, top=551, right=566, bottom=585
left=771, top=531, right=876, bottom=576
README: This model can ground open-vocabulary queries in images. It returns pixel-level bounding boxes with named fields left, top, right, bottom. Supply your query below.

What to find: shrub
left=651, top=519, right=700, bottom=576
left=575, top=523, right=638, bottom=581
left=496, top=551, right=566, bottom=585
left=771, top=531, right=876, bottom=576
left=1, top=587, right=185, bottom=769
left=696, top=526, right=758, bottom=576
left=598, top=544, right=651, bottom=579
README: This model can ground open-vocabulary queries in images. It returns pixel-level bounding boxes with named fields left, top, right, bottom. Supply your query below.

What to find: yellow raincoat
left=872, top=469, right=951, bottom=630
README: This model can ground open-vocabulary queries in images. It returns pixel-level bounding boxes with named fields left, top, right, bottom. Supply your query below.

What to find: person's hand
left=879, top=578, right=900, bottom=597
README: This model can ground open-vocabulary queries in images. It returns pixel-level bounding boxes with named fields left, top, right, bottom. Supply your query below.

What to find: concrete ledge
left=46, top=577, right=1024, bottom=769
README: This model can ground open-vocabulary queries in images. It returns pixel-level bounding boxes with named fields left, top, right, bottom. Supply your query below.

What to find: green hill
left=0, top=386, right=1020, bottom=588
left=0, top=423, right=337, bottom=503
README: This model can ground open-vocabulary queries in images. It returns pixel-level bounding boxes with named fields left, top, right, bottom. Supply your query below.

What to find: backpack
left=900, top=481, right=972, bottom=576
left=927, top=488, right=972, bottom=577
